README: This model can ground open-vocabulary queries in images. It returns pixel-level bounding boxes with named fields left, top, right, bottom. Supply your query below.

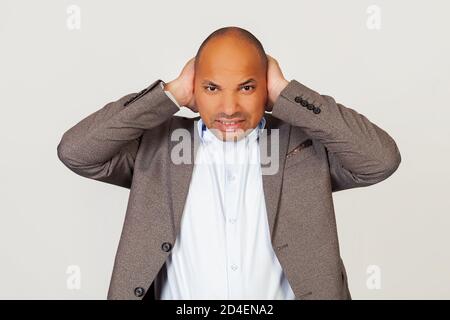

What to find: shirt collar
left=197, top=116, right=266, bottom=145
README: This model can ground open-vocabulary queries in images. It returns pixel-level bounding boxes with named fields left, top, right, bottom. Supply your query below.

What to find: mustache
left=215, top=112, right=246, bottom=120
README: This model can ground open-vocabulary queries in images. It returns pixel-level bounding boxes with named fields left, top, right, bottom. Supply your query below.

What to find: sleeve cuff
left=160, top=81, right=181, bottom=109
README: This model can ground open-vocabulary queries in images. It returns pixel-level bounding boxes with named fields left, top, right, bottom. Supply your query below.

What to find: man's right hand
left=164, top=57, right=197, bottom=112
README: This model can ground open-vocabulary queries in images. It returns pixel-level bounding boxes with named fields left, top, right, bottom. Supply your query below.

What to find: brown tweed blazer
left=57, top=79, right=401, bottom=300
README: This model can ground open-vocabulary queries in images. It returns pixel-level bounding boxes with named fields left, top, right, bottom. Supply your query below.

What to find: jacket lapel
left=168, top=119, right=197, bottom=239
left=259, top=115, right=290, bottom=242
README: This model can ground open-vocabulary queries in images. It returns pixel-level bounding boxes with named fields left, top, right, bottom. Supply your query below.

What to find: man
left=57, top=26, right=401, bottom=300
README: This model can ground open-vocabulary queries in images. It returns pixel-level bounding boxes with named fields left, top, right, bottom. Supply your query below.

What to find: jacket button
left=307, top=103, right=315, bottom=110
left=300, top=99, right=309, bottom=107
left=161, top=242, right=172, bottom=252
left=313, top=107, right=321, bottom=114
left=134, top=287, right=145, bottom=297
left=294, top=96, right=302, bottom=103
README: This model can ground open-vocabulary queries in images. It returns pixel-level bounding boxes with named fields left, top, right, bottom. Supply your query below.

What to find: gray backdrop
left=1, top=0, right=449, bottom=299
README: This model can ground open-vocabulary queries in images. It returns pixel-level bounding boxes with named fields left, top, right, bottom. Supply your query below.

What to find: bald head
left=194, top=26, right=268, bottom=74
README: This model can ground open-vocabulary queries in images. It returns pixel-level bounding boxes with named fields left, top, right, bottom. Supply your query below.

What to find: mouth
left=214, top=119, right=245, bottom=132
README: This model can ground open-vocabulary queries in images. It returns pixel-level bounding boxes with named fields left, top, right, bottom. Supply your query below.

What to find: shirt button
left=231, top=264, right=238, bottom=271
left=227, top=172, right=235, bottom=181
left=228, top=218, right=236, bottom=224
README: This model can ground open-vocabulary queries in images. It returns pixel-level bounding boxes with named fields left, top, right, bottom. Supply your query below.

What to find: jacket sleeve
left=57, top=79, right=180, bottom=189
left=271, top=79, right=401, bottom=192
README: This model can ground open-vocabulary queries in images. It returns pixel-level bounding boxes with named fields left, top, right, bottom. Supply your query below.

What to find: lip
left=216, top=118, right=245, bottom=122
left=214, top=119, right=245, bottom=132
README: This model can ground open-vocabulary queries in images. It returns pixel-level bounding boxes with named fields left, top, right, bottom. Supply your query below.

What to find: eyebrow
left=201, top=78, right=257, bottom=87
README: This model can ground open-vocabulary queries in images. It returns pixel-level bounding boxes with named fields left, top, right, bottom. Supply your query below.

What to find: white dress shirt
left=154, top=88, right=296, bottom=299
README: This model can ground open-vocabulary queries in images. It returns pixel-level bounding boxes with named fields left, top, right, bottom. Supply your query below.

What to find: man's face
left=194, top=36, right=267, bottom=142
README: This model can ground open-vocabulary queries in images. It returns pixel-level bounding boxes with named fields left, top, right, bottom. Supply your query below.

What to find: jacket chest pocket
left=284, top=139, right=317, bottom=169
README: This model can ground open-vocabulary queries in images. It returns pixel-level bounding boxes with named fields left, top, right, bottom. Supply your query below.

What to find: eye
left=241, top=85, right=255, bottom=92
left=204, top=85, right=218, bottom=92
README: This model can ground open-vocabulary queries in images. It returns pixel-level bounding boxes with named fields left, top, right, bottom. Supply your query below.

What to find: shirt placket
left=222, top=141, right=246, bottom=299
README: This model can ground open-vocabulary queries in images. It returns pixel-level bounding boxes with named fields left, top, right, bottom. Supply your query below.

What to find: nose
left=221, top=92, right=240, bottom=116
